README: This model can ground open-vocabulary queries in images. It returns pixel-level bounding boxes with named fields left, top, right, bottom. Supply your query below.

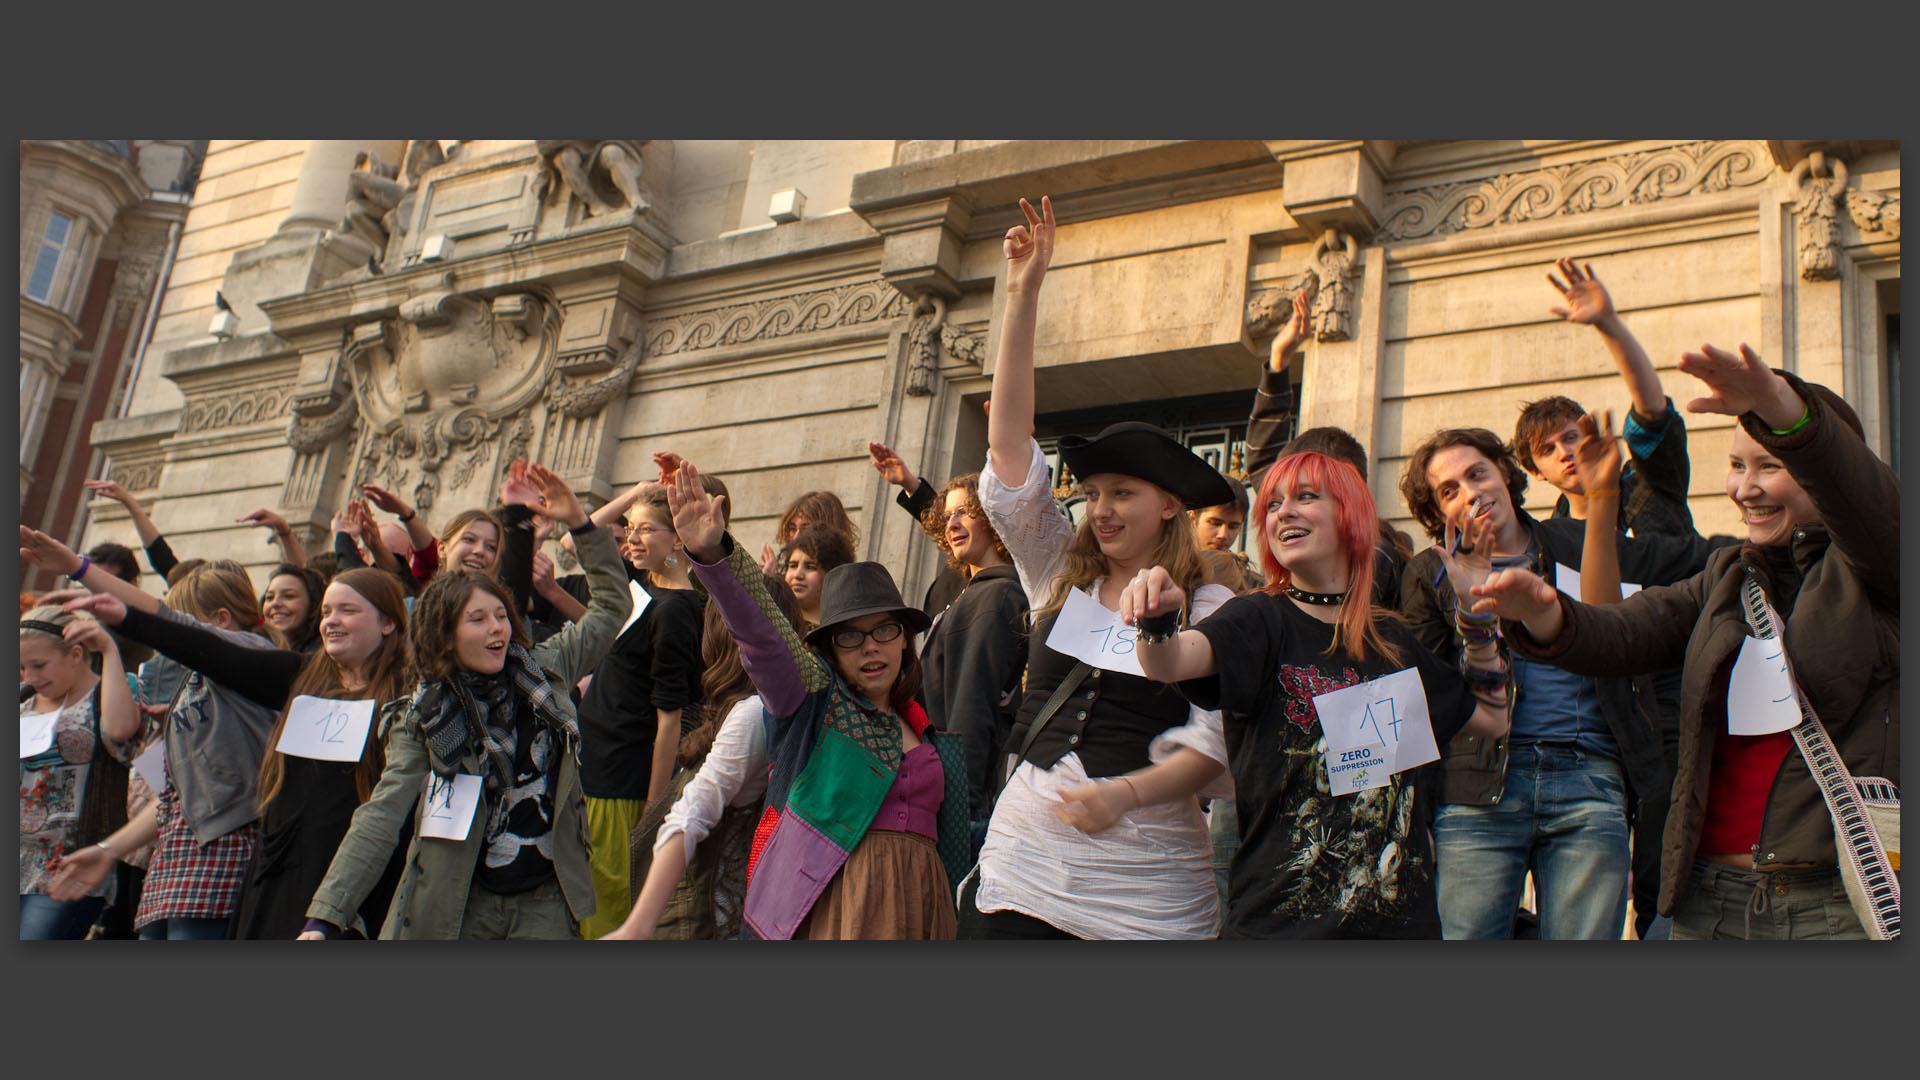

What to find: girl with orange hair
left=1124, top=451, right=1510, bottom=938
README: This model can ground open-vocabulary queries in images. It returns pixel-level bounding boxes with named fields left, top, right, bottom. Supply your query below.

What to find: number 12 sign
left=275, top=695, right=376, bottom=762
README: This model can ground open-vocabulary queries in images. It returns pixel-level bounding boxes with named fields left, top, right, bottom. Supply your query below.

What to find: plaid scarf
left=416, top=643, right=575, bottom=794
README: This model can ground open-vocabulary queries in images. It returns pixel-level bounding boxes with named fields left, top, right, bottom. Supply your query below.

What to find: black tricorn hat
left=1057, top=421, right=1236, bottom=510
left=803, top=562, right=932, bottom=648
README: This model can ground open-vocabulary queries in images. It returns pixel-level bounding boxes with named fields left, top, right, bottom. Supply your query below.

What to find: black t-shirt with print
left=1180, top=592, right=1475, bottom=939
left=467, top=675, right=557, bottom=896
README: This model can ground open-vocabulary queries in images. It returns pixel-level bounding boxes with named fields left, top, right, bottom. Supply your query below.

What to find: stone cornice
left=20, top=140, right=149, bottom=217
left=255, top=217, right=672, bottom=334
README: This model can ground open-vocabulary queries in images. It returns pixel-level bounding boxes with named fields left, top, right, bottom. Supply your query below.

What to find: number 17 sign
left=1311, top=668, right=1439, bottom=794
left=275, top=695, right=376, bottom=762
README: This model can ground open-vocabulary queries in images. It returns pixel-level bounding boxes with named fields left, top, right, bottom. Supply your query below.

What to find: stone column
left=277, top=140, right=406, bottom=236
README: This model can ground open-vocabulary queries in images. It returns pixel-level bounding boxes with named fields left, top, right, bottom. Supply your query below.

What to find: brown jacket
left=1512, top=375, right=1898, bottom=915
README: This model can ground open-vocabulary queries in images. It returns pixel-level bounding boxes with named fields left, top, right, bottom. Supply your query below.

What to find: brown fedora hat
left=803, top=562, right=932, bottom=649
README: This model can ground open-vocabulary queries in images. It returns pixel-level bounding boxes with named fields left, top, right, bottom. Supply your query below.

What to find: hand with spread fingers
left=1678, top=343, right=1804, bottom=429
left=525, top=463, right=588, bottom=528
left=238, top=507, right=292, bottom=533
left=1118, top=565, right=1184, bottom=627
left=1436, top=509, right=1496, bottom=599
left=1269, top=291, right=1310, bottom=373
left=1055, top=777, right=1138, bottom=835
left=1546, top=257, right=1617, bottom=327
left=666, top=461, right=727, bottom=564
left=1469, top=567, right=1563, bottom=634
left=866, top=441, right=918, bottom=491
left=20, top=525, right=85, bottom=578
left=499, top=458, right=543, bottom=510
left=652, top=451, right=685, bottom=485
left=359, top=483, right=411, bottom=517
left=1572, top=408, right=1623, bottom=499
left=1004, top=195, right=1056, bottom=295
left=82, top=478, right=136, bottom=507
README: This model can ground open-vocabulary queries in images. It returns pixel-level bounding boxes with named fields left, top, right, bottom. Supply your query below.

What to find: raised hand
left=83, top=478, right=136, bottom=506
left=1269, top=291, right=1310, bottom=372
left=1546, top=257, right=1616, bottom=326
left=525, top=463, right=588, bottom=528
left=652, top=451, right=685, bottom=485
left=1571, top=408, right=1622, bottom=498
left=1468, top=567, right=1561, bottom=627
left=499, top=458, right=542, bottom=510
left=866, top=441, right=917, bottom=490
left=332, top=505, right=363, bottom=539
left=532, top=550, right=558, bottom=589
left=759, top=543, right=777, bottom=574
left=359, top=483, right=412, bottom=516
left=665, top=462, right=727, bottom=563
left=346, top=499, right=380, bottom=539
left=35, top=587, right=89, bottom=608
left=1678, top=343, right=1803, bottom=429
left=238, top=507, right=291, bottom=533
left=1118, top=565, right=1185, bottom=627
left=1054, top=778, right=1135, bottom=835
left=1436, top=508, right=1496, bottom=599
left=20, top=526, right=84, bottom=577
left=1004, top=195, right=1056, bottom=295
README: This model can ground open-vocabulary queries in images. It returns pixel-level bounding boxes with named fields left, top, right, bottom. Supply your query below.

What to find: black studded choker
left=1283, top=584, right=1348, bottom=606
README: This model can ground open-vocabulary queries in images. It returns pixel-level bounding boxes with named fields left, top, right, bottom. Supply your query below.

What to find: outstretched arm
left=987, top=196, right=1056, bottom=487
left=1548, top=258, right=1665, bottom=420
left=1244, top=291, right=1309, bottom=481
left=21, top=526, right=161, bottom=617
left=84, top=479, right=162, bottom=548
left=1572, top=409, right=1624, bottom=604
left=361, top=483, right=434, bottom=554
left=238, top=507, right=308, bottom=569
left=1120, top=566, right=1218, bottom=684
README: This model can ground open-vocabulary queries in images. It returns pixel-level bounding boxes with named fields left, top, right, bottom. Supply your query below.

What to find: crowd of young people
left=19, top=199, right=1898, bottom=942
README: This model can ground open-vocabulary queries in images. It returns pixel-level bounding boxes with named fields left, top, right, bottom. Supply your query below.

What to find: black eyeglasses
left=830, top=621, right=905, bottom=650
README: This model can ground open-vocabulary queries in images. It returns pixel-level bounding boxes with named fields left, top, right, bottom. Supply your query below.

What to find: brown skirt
left=795, top=829, right=957, bottom=940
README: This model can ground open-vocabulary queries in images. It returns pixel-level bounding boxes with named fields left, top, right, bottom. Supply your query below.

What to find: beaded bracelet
left=1452, top=604, right=1502, bottom=644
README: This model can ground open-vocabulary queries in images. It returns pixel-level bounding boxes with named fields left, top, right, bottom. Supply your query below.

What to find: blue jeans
left=1432, top=743, right=1630, bottom=940
left=138, top=916, right=231, bottom=940
left=19, top=894, right=106, bottom=940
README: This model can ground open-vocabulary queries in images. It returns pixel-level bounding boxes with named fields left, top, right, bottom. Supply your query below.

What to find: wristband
left=73, top=555, right=92, bottom=580
left=1134, top=610, right=1179, bottom=645
left=398, top=508, right=416, bottom=523
left=568, top=519, right=599, bottom=537
left=1769, top=403, right=1812, bottom=437
left=94, top=840, right=116, bottom=858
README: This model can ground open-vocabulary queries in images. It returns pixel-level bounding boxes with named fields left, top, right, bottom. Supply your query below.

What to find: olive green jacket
left=305, top=523, right=632, bottom=939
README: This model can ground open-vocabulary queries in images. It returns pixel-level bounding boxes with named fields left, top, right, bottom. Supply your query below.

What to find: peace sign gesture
left=1004, top=195, right=1056, bottom=296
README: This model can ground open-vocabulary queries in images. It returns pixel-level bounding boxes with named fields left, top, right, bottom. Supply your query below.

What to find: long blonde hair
left=164, top=564, right=270, bottom=638
left=1032, top=481, right=1207, bottom=625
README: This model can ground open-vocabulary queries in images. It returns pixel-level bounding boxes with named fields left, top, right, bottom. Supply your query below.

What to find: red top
left=1698, top=729, right=1794, bottom=856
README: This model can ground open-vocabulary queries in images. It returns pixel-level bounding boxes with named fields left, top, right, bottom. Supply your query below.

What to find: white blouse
left=656, top=696, right=768, bottom=862
left=970, top=438, right=1232, bottom=939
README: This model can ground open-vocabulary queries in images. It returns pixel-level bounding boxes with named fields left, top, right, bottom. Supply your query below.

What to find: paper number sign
left=20, top=710, right=60, bottom=760
left=132, top=740, right=169, bottom=793
left=274, top=696, right=376, bottom=762
left=419, top=774, right=483, bottom=840
left=1044, top=587, right=1147, bottom=677
left=1726, top=634, right=1803, bottom=735
left=1311, top=667, right=1440, bottom=794
left=1554, top=563, right=1641, bottom=602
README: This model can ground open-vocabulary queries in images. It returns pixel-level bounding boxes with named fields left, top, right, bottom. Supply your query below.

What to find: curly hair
left=918, top=473, right=1013, bottom=570
left=1511, top=395, right=1587, bottom=475
left=410, top=570, right=529, bottom=683
left=1398, top=427, right=1529, bottom=544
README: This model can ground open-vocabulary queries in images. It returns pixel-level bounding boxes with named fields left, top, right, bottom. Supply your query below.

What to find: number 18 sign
left=275, top=695, right=376, bottom=762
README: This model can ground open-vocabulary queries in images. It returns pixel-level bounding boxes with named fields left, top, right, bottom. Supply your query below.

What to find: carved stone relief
left=644, top=281, right=914, bottom=358
left=533, top=140, right=650, bottom=218
left=1789, top=153, right=1848, bottom=281
left=346, top=287, right=563, bottom=511
left=1306, top=230, right=1360, bottom=342
left=108, top=460, right=163, bottom=494
left=180, top=385, right=294, bottom=434
left=109, top=252, right=159, bottom=328
left=1845, top=188, right=1901, bottom=240
left=938, top=320, right=984, bottom=368
left=1373, top=140, right=1774, bottom=242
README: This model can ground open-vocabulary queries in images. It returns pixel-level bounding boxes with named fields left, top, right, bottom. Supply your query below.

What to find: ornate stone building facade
left=80, top=139, right=1900, bottom=602
left=20, top=140, right=205, bottom=590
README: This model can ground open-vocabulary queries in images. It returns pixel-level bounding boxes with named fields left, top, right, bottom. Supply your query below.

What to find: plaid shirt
left=134, top=782, right=255, bottom=927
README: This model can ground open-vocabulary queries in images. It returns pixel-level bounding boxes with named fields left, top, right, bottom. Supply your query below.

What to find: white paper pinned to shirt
left=1555, top=562, right=1641, bottom=602
left=274, top=695, right=376, bottom=762
left=1044, top=587, right=1145, bottom=677
left=618, top=578, right=653, bottom=639
left=418, top=773, right=483, bottom=841
left=20, top=709, right=60, bottom=759
left=132, top=740, right=168, bottom=792
left=1312, top=667, right=1440, bottom=777
left=1726, top=634, right=1803, bottom=735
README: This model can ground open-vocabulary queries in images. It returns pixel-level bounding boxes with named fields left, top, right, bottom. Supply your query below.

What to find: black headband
left=20, top=619, right=70, bottom=638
